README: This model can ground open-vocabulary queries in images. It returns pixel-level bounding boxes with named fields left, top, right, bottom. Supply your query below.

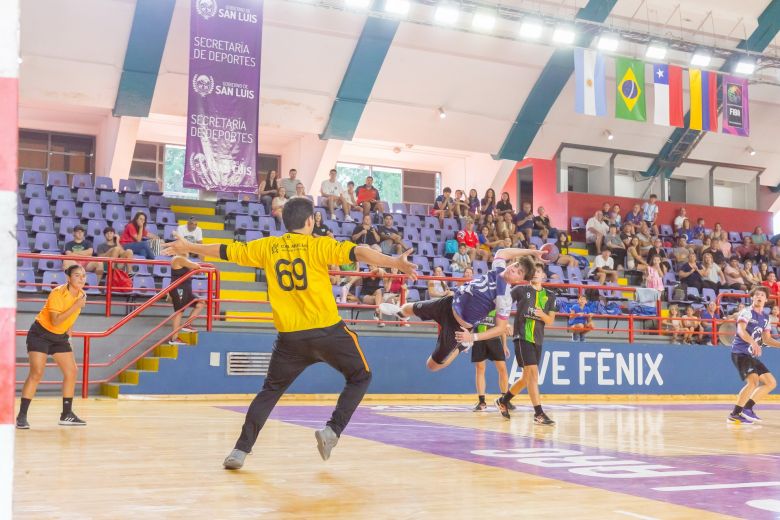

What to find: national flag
left=615, top=58, right=646, bottom=121
left=652, top=64, right=683, bottom=127
left=689, top=69, right=719, bottom=132
left=574, top=48, right=606, bottom=116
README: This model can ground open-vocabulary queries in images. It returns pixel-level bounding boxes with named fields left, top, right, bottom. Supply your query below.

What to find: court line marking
left=653, top=481, right=780, bottom=492
left=613, top=511, right=659, bottom=520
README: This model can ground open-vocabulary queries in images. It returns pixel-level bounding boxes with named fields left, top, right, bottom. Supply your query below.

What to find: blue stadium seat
left=403, top=228, right=420, bottom=243
left=224, top=201, right=247, bottom=218
left=571, top=216, right=585, bottom=231
left=216, top=191, right=236, bottom=202
left=235, top=215, right=257, bottom=231
left=23, top=184, right=46, bottom=200
left=423, top=216, right=441, bottom=230
left=566, top=265, right=583, bottom=283
left=99, top=190, right=120, bottom=205
left=76, top=188, right=97, bottom=204
left=432, top=256, right=450, bottom=274
left=152, top=261, right=171, bottom=279
left=405, top=215, right=421, bottom=229
left=104, top=204, right=125, bottom=223
left=42, top=271, right=67, bottom=291
left=17, top=257, right=33, bottom=270
left=145, top=223, right=159, bottom=236
left=148, top=195, right=169, bottom=208
left=409, top=204, right=426, bottom=216
left=84, top=272, right=101, bottom=295
left=124, top=193, right=144, bottom=207
left=50, top=185, right=73, bottom=202
left=17, top=218, right=27, bottom=232
left=31, top=216, right=55, bottom=234
left=129, top=261, right=151, bottom=276
left=16, top=194, right=23, bottom=214
left=129, top=206, right=150, bottom=221
left=37, top=257, right=62, bottom=271
left=191, top=278, right=208, bottom=296
left=33, top=233, right=59, bottom=253
left=418, top=242, right=435, bottom=257
left=247, top=202, right=265, bottom=217
left=27, top=198, right=51, bottom=217
left=54, top=200, right=77, bottom=219
left=257, top=216, right=276, bottom=233
left=728, top=231, right=742, bottom=243
left=141, top=181, right=162, bottom=195
left=442, top=218, right=459, bottom=234
left=156, top=209, right=176, bottom=226
left=405, top=288, right=420, bottom=302
left=412, top=256, right=431, bottom=273
left=472, top=260, right=488, bottom=276
left=245, top=230, right=263, bottom=241
left=80, top=202, right=103, bottom=220
left=94, top=176, right=113, bottom=191
left=238, top=192, right=257, bottom=203
left=132, top=275, right=157, bottom=297
left=17, top=269, right=38, bottom=293
left=420, top=228, right=436, bottom=245
left=86, top=219, right=108, bottom=240
left=71, top=174, right=93, bottom=189
left=17, top=230, right=30, bottom=251
left=46, top=171, right=68, bottom=188
left=391, top=203, right=406, bottom=214
left=163, top=225, right=178, bottom=241
left=324, top=220, right=340, bottom=235
left=119, top=179, right=139, bottom=193
left=21, top=170, right=44, bottom=185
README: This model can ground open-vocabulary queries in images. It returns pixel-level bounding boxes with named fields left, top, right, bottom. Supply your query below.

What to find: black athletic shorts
left=514, top=338, right=542, bottom=367
left=26, top=320, right=72, bottom=355
left=171, top=282, right=197, bottom=312
left=471, top=338, right=505, bottom=363
left=412, top=295, right=468, bottom=365
left=732, top=353, right=770, bottom=380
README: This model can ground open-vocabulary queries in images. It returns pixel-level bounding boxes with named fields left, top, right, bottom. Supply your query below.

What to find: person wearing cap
left=95, top=227, right=134, bottom=272
left=177, top=217, right=204, bottom=260
left=63, top=225, right=104, bottom=278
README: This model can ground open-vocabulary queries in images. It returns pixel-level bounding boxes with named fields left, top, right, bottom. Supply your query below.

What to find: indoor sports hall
left=2, top=0, right=780, bottom=518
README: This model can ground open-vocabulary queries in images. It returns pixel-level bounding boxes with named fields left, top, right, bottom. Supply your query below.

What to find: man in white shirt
left=591, top=249, right=618, bottom=284
left=586, top=210, right=610, bottom=254
left=320, top=168, right=353, bottom=222
left=177, top=217, right=203, bottom=259
left=673, top=207, right=687, bottom=232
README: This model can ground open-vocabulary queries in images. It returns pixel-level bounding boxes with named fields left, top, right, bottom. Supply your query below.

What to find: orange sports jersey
left=35, top=284, right=85, bottom=335
left=223, top=233, right=356, bottom=332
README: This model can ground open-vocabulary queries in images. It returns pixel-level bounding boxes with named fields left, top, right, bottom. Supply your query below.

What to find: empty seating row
left=20, top=170, right=162, bottom=195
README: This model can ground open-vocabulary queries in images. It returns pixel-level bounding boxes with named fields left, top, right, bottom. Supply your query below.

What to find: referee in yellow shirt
left=16, top=264, right=88, bottom=429
left=163, top=197, right=417, bottom=469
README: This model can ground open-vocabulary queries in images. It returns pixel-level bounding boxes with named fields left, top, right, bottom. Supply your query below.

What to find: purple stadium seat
left=423, top=216, right=441, bottom=230
left=132, top=275, right=157, bottom=297
left=156, top=209, right=176, bottom=226
left=86, top=219, right=108, bottom=240
left=247, top=202, right=265, bottom=217
left=33, top=233, right=59, bottom=253
left=16, top=194, right=23, bottom=215
left=27, top=198, right=51, bottom=217
left=409, top=204, right=426, bottom=216
left=441, top=218, right=458, bottom=234
left=235, top=215, right=256, bottom=231
left=472, top=260, right=489, bottom=276
left=148, top=195, right=169, bottom=208
left=432, top=256, right=450, bottom=273
left=145, top=223, right=159, bottom=236
left=46, top=171, right=68, bottom=188
left=405, top=215, right=421, bottom=229
left=119, top=179, right=139, bottom=193
left=31, top=216, right=55, bottom=234
left=191, top=279, right=208, bottom=296
left=418, top=242, right=435, bottom=257
left=163, top=225, right=177, bottom=241
left=238, top=192, right=257, bottom=203
left=94, top=176, right=113, bottom=191
left=51, top=185, right=74, bottom=202
left=257, top=216, right=276, bottom=233
left=17, top=269, right=38, bottom=293
left=141, top=181, right=162, bottom=195
left=80, top=202, right=103, bottom=220
left=571, top=216, right=585, bottom=231
left=42, top=271, right=67, bottom=292
left=405, top=288, right=420, bottom=302
left=99, top=190, right=120, bottom=205
left=152, top=261, right=171, bottom=279
left=660, top=224, right=673, bottom=237
left=17, top=230, right=30, bottom=251
left=83, top=272, right=101, bottom=295
left=124, top=193, right=144, bottom=207
left=21, top=170, right=44, bottom=185
left=17, top=257, right=33, bottom=270
left=420, top=228, right=436, bottom=244
left=412, top=256, right=431, bottom=273
left=129, top=262, right=151, bottom=277
left=245, top=230, right=263, bottom=241
left=728, top=231, right=742, bottom=243
left=76, top=188, right=97, bottom=204
left=403, top=228, right=420, bottom=243
left=225, top=201, right=248, bottom=218
left=71, top=174, right=93, bottom=189
left=129, top=206, right=150, bottom=220
left=23, top=184, right=46, bottom=200
left=391, top=203, right=406, bottom=214
left=37, top=257, right=62, bottom=272
left=17, top=218, right=26, bottom=232
left=104, top=204, right=125, bottom=223
left=216, top=191, right=237, bottom=202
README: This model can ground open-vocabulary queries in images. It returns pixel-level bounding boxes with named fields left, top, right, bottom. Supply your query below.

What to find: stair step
left=155, top=344, right=179, bottom=359
left=137, top=357, right=160, bottom=372
left=220, top=289, right=268, bottom=302
left=178, top=330, right=198, bottom=345
left=225, top=311, right=274, bottom=322
left=178, top=219, right=223, bottom=231
left=101, top=382, right=138, bottom=398
left=119, top=370, right=142, bottom=385
left=203, top=237, right=233, bottom=245
left=170, top=205, right=215, bottom=216
left=219, top=271, right=256, bottom=283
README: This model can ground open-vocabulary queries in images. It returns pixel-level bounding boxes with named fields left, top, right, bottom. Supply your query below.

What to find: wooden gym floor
left=12, top=398, right=780, bottom=519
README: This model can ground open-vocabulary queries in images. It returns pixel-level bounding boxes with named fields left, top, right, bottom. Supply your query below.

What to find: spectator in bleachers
left=770, top=243, right=780, bottom=266
left=703, top=238, right=726, bottom=266
left=513, top=201, right=534, bottom=241
left=666, top=304, right=685, bottom=344
left=451, top=189, right=470, bottom=219
left=451, top=243, right=472, bottom=273
left=735, top=236, right=756, bottom=261
left=483, top=214, right=498, bottom=237
left=271, top=186, right=287, bottom=222
left=383, top=267, right=406, bottom=306
left=635, top=221, right=655, bottom=247
left=295, top=182, right=307, bottom=199
left=257, top=170, right=279, bottom=214
left=496, top=213, right=515, bottom=242
left=63, top=225, right=104, bottom=278
left=642, top=194, right=660, bottom=235
left=645, top=255, right=664, bottom=293
left=752, top=226, right=769, bottom=245
left=710, top=222, right=728, bottom=243
left=626, top=236, right=648, bottom=272
left=755, top=243, right=771, bottom=266
left=169, top=255, right=205, bottom=343
left=590, top=249, right=618, bottom=284
left=677, top=219, right=694, bottom=241
left=724, top=257, right=748, bottom=291
left=351, top=214, right=382, bottom=251
left=312, top=211, right=333, bottom=238
left=555, top=233, right=570, bottom=255
left=344, top=181, right=358, bottom=212
left=770, top=305, right=780, bottom=336
left=377, top=214, right=406, bottom=255
left=678, top=252, right=710, bottom=294
left=741, top=259, right=761, bottom=289
left=625, top=203, right=643, bottom=226
left=177, top=217, right=203, bottom=260
left=567, top=294, right=593, bottom=342
left=477, top=225, right=503, bottom=256
left=693, top=218, right=706, bottom=240
left=280, top=168, right=299, bottom=199
left=356, top=176, right=385, bottom=216
left=466, top=189, right=480, bottom=220
left=672, top=236, right=691, bottom=264
left=600, top=202, right=612, bottom=224
left=533, top=206, right=557, bottom=240
left=495, top=192, right=513, bottom=218
left=96, top=226, right=133, bottom=272
left=682, top=306, right=705, bottom=344
left=320, top=169, right=353, bottom=222
left=357, top=265, right=386, bottom=327
left=609, top=204, right=622, bottom=228
left=701, top=252, right=725, bottom=292
left=586, top=210, right=609, bottom=254
left=604, top=225, right=626, bottom=267
left=673, top=208, right=688, bottom=232
left=758, top=261, right=772, bottom=283
left=120, top=212, right=157, bottom=260
left=431, top=187, right=454, bottom=223
left=428, top=266, right=454, bottom=298
left=646, top=237, right=671, bottom=274
left=456, top=218, right=480, bottom=262
left=700, top=301, right=723, bottom=345
left=480, top=189, right=496, bottom=221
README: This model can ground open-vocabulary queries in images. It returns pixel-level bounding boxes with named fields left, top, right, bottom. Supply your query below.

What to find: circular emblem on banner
left=189, top=153, right=209, bottom=176
left=192, top=74, right=215, bottom=97
left=196, top=0, right=218, bottom=19
left=727, top=84, right=742, bottom=105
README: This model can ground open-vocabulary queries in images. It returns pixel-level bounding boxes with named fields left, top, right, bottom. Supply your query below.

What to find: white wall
left=587, top=164, right=611, bottom=196
left=614, top=174, right=646, bottom=198
left=685, top=177, right=710, bottom=205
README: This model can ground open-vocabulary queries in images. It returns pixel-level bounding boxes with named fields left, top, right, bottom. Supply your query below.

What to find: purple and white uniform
left=452, top=258, right=512, bottom=326
left=731, top=308, right=767, bottom=356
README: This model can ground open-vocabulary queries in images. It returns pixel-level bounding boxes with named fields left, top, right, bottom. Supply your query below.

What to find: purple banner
left=184, top=0, right=262, bottom=192
left=722, top=75, right=750, bottom=137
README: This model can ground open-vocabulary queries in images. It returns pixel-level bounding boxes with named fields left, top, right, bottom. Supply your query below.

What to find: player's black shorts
left=514, top=338, right=542, bottom=367
left=732, top=353, right=770, bottom=381
left=412, top=296, right=468, bottom=364
left=171, top=282, right=197, bottom=312
left=471, top=338, right=505, bottom=363
left=26, top=320, right=72, bottom=355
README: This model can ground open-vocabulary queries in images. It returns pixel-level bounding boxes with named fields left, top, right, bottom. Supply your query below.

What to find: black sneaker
left=533, top=413, right=555, bottom=426
left=506, top=401, right=516, bottom=411
left=473, top=402, right=487, bottom=412
left=494, top=397, right=510, bottom=420
left=16, top=415, right=29, bottom=429
left=58, top=411, right=86, bottom=426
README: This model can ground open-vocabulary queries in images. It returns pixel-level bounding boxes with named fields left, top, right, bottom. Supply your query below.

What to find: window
left=567, top=166, right=588, bottom=193
left=336, top=162, right=402, bottom=206
left=256, top=153, right=281, bottom=184
left=403, top=169, right=438, bottom=205
left=162, top=145, right=198, bottom=200
left=18, top=129, right=95, bottom=180
left=130, top=142, right=164, bottom=182
left=669, top=178, right=686, bottom=203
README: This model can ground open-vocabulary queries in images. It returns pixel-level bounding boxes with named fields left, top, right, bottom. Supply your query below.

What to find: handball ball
left=540, top=243, right=556, bottom=261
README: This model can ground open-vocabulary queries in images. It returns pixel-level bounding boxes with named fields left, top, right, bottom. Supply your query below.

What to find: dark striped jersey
left=511, top=286, right=556, bottom=345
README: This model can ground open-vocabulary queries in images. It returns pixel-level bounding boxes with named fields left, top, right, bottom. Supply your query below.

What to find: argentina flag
left=574, top=48, right=606, bottom=116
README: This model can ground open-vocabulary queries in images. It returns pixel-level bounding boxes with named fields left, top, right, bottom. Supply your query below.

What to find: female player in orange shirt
left=16, top=265, right=88, bottom=428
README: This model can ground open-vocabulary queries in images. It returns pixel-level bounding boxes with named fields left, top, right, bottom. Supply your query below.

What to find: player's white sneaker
left=378, top=303, right=404, bottom=319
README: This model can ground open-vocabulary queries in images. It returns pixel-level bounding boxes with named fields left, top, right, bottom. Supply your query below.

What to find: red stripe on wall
left=0, top=77, right=19, bottom=192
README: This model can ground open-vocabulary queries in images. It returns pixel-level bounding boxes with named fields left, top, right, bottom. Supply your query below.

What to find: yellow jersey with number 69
left=222, top=233, right=356, bottom=332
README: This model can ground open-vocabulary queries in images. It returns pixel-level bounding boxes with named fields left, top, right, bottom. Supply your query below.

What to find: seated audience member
left=761, top=271, right=780, bottom=297
left=320, top=168, right=353, bottom=222
left=480, top=189, right=496, bottom=221
left=533, top=206, right=557, bottom=240
left=770, top=305, right=780, bottom=336
left=96, top=227, right=133, bottom=272
left=350, top=214, right=382, bottom=252
left=752, top=226, right=769, bottom=245
left=646, top=237, right=671, bottom=274
left=295, top=182, right=308, bottom=199
left=177, top=217, right=203, bottom=246
left=355, top=176, right=386, bottom=216
left=431, top=187, right=454, bottom=223
left=702, top=239, right=726, bottom=266
left=635, top=221, right=655, bottom=247
left=740, top=259, right=762, bottom=289
left=271, top=186, right=287, bottom=222
left=603, top=225, right=626, bottom=267
left=678, top=252, right=715, bottom=294
left=513, top=201, right=534, bottom=241
left=590, top=249, right=618, bottom=284
left=700, top=252, right=724, bottom=292
left=451, top=189, right=470, bottom=219
left=496, top=213, right=515, bottom=241
left=700, top=301, right=723, bottom=345
left=677, top=219, right=694, bottom=242
left=682, top=305, right=705, bottom=344
left=358, top=265, right=386, bottom=327
left=666, top=304, right=685, bottom=344
left=672, top=236, right=691, bottom=264
left=466, top=189, right=480, bottom=221
left=456, top=218, right=487, bottom=262
left=377, top=213, right=406, bottom=255
left=585, top=210, right=609, bottom=254
left=280, top=169, right=299, bottom=199
left=600, top=202, right=612, bottom=223
left=555, top=233, right=571, bottom=255
left=754, top=243, right=771, bottom=266
left=692, top=218, right=706, bottom=239
left=344, top=181, right=358, bottom=214
left=63, top=225, right=104, bottom=278
left=428, top=266, right=454, bottom=299
left=450, top=243, right=472, bottom=273
left=568, top=294, right=594, bottom=342
left=673, top=208, right=688, bottom=232
left=609, top=204, right=622, bottom=228
left=645, top=255, right=664, bottom=293
left=455, top=266, right=474, bottom=287
left=495, top=192, right=514, bottom=218
left=478, top=225, right=503, bottom=255
left=312, top=211, right=333, bottom=238
left=624, top=203, right=643, bottom=226
left=258, top=170, right=279, bottom=215
left=723, top=257, right=748, bottom=291
left=120, top=212, right=158, bottom=260
left=735, top=237, right=755, bottom=261
left=758, top=261, right=772, bottom=282
left=625, top=236, right=648, bottom=272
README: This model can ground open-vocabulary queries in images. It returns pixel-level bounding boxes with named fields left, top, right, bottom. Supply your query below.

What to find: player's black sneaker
left=15, top=415, right=29, bottom=429
left=506, top=401, right=516, bottom=411
left=533, top=413, right=555, bottom=426
left=58, top=411, right=86, bottom=426
left=473, top=402, right=487, bottom=412
left=494, top=397, right=510, bottom=420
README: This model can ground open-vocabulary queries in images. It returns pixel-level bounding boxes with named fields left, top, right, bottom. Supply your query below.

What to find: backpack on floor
left=110, top=269, right=133, bottom=294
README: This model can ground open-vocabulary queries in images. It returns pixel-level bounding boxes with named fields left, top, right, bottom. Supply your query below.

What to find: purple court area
left=221, top=404, right=780, bottom=518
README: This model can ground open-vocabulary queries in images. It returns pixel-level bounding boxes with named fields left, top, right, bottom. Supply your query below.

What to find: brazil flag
left=615, top=57, right=646, bottom=121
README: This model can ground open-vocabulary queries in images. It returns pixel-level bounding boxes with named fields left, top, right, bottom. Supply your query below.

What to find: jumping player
left=380, top=248, right=544, bottom=371
left=495, top=264, right=557, bottom=425
left=728, top=286, right=778, bottom=424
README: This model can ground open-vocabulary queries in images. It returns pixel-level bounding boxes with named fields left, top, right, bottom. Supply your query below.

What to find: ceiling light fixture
left=434, top=4, right=459, bottom=25
left=383, top=0, right=410, bottom=16
left=735, top=58, right=756, bottom=75
left=691, top=49, right=712, bottom=67
left=552, top=25, right=576, bottom=45
left=518, top=18, right=544, bottom=39
left=746, top=146, right=756, bottom=156
left=344, top=0, right=371, bottom=9
left=603, top=130, right=614, bottom=141
left=597, top=34, right=619, bottom=52
left=645, top=43, right=667, bottom=60
left=472, top=10, right=496, bottom=31
left=438, top=107, right=447, bottom=119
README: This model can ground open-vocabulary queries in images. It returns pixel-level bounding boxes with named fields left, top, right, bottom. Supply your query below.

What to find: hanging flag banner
left=574, top=48, right=606, bottom=117
left=184, top=0, right=262, bottom=192
left=722, top=75, right=750, bottom=137
left=652, top=64, right=684, bottom=127
left=615, top=58, right=646, bottom=122
left=689, top=69, right=718, bottom=132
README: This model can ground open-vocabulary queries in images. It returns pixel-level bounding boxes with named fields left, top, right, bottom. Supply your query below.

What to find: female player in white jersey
left=381, top=248, right=544, bottom=371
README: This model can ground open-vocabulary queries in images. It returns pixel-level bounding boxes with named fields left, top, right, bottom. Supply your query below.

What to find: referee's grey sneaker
left=315, top=426, right=339, bottom=461
left=58, top=412, right=86, bottom=426
left=15, top=415, right=29, bottom=429
left=223, top=449, right=249, bottom=470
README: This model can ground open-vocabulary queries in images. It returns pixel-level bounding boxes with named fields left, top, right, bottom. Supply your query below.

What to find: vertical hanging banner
left=722, top=75, right=750, bottom=137
left=574, top=48, right=606, bottom=117
left=652, top=64, right=683, bottom=128
left=689, top=69, right=718, bottom=132
left=615, top=57, right=646, bottom=122
left=184, top=0, right=262, bottom=192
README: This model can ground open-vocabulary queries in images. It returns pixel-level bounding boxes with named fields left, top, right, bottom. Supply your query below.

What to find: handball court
left=12, top=398, right=780, bottom=519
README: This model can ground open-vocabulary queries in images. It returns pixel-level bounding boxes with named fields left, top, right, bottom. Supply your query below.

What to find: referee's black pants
left=234, top=321, right=372, bottom=453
